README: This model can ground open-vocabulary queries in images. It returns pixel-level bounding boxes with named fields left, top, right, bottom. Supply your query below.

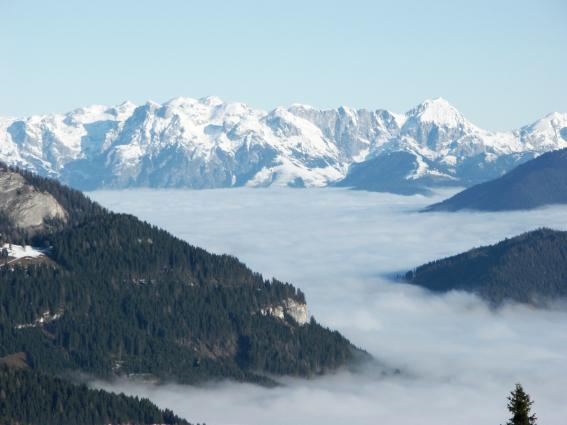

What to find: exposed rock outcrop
left=0, top=171, right=66, bottom=229
left=260, top=298, right=309, bottom=325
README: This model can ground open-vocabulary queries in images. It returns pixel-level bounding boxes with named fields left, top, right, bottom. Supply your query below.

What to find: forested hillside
left=0, top=164, right=359, bottom=386
left=405, top=228, right=567, bottom=305
left=0, top=365, right=190, bottom=425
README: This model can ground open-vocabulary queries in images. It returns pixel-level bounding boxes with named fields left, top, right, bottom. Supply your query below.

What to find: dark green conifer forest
left=0, top=365, right=191, bottom=425
left=0, top=164, right=360, bottom=424
left=405, top=228, right=567, bottom=305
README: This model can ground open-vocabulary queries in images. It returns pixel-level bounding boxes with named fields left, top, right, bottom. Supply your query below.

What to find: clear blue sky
left=0, top=0, right=565, bottom=130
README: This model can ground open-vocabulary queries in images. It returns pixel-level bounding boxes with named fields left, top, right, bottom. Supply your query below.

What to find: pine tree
left=506, top=384, right=537, bottom=425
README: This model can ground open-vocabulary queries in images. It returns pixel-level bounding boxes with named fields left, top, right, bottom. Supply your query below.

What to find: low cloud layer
left=91, top=188, right=567, bottom=425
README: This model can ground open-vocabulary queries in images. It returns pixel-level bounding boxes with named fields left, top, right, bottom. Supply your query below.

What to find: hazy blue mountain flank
left=425, top=148, right=567, bottom=211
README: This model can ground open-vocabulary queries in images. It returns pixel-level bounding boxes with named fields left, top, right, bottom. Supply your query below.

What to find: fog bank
left=91, top=188, right=567, bottom=425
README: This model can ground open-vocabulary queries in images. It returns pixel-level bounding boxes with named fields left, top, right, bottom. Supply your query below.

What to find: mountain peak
left=110, top=100, right=137, bottom=118
left=289, top=103, right=316, bottom=110
left=408, top=97, right=465, bottom=127
left=521, top=111, right=567, bottom=139
left=199, top=95, right=224, bottom=106
left=539, top=111, right=567, bottom=125
left=143, top=100, right=161, bottom=109
left=69, top=104, right=109, bottom=116
left=117, top=100, right=136, bottom=109
left=163, top=97, right=199, bottom=109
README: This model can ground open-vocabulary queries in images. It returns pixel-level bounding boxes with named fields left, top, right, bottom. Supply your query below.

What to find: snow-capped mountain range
left=1, top=96, right=566, bottom=193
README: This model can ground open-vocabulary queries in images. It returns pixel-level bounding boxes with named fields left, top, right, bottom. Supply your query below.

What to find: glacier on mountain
left=1, top=96, right=566, bottom=193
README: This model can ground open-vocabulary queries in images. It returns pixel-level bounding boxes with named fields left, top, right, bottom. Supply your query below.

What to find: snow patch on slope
left=1, top=243, right=46, bottom=260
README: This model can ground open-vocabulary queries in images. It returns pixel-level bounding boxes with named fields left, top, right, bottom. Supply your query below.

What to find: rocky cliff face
left=259, top=298, right=309, bottom=325
left=1, top=97, right=565, bottom=193
left=0, top=171, right=66, bottom=229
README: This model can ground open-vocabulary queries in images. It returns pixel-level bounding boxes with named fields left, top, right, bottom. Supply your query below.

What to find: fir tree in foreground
left=505, top=384, right=537, bottom=425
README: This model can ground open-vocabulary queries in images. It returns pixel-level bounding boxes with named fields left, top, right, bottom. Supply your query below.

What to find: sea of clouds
left=91, top=187, right=567, bottom=425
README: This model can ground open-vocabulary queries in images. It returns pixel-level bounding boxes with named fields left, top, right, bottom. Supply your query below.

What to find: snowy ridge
left=0, top=97, right=566, bottom=192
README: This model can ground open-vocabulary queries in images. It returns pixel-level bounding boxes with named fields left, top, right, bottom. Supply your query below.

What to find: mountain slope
left=425, top=148, right=567, bottom=211
left=404, top=228, right=567, bottom=305
left=1, top=97, right=565, bottom=194
left=0, top=365, right=190, bottom=425
left=334, top=151, right=437, bottom=195
left=0, top=165, right=359, bottom=385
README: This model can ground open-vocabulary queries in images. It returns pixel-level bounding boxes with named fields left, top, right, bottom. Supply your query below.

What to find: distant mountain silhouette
left=405, top=228, right=567, bottom=305
left=425, top=148, right=567, bottom=211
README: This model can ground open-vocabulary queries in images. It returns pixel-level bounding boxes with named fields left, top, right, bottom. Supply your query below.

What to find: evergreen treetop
left=506, top=383, right=537, bottom=425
